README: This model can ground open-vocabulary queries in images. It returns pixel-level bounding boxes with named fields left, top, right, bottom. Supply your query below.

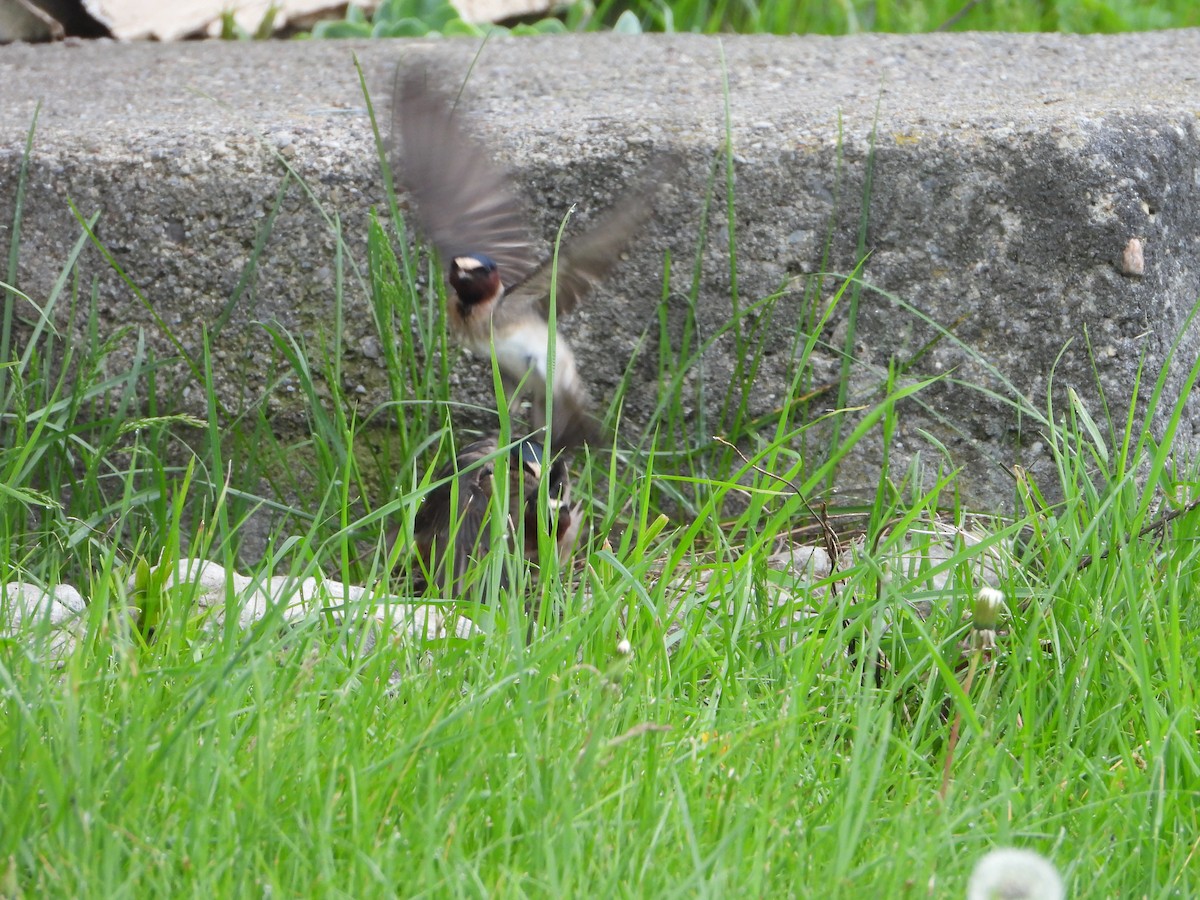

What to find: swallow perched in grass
left=407, top=434, right=582, bottom=597
left=392, top=66, right=669, bottom=448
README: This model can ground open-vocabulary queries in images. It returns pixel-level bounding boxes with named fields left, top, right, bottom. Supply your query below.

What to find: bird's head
left=448, top=254, right=502, bottom=309
left=515, top=440, right=581, bottom=563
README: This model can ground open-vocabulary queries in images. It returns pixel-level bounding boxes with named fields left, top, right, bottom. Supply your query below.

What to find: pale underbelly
left=491, top=322, right=579, bottom=398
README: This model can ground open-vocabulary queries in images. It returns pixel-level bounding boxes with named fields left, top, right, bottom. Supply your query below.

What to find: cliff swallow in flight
left=392, top=66, right=668, bottom=448
left=407, top=434, right=582, bottom=597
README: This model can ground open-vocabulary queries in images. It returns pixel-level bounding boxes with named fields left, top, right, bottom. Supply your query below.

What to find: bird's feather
left=411, top=437, right=497, bottom=593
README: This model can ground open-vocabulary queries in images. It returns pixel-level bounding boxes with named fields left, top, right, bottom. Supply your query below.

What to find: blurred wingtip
left=393, top=59, right=438, bottom=103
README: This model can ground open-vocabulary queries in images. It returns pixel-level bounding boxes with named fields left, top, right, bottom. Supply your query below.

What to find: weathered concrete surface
left=1, top=33, right=1199, bottom=510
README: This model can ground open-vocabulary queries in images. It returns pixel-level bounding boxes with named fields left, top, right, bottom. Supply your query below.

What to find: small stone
left=1120, top=237, right=1145, bottom=277
left=359, top=336, right=383, bottom=360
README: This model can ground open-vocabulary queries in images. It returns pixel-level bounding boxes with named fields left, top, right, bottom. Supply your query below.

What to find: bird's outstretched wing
left=391, top=66, right=542, bottom=288
left=502, top=155, right=676, bottom=320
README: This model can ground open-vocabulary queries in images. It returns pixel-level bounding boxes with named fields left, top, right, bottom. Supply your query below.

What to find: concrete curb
left=2, top=33, right=1199, bottom=509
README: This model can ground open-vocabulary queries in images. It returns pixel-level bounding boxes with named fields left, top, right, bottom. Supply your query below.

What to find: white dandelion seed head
left=967, top=848, right=1064, bottom=900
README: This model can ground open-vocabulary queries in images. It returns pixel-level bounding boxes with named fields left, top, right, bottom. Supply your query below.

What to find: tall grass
left=2, top=74, right=1198, bottom=900
left=595, top=0, right=1200, bottom=34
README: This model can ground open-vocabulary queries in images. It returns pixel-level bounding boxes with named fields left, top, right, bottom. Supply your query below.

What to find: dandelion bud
left=971, top=587, right=1005, bottom=651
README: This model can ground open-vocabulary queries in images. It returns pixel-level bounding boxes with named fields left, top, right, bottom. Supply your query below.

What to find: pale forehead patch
left=453, top=256, right=486, bottom=272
